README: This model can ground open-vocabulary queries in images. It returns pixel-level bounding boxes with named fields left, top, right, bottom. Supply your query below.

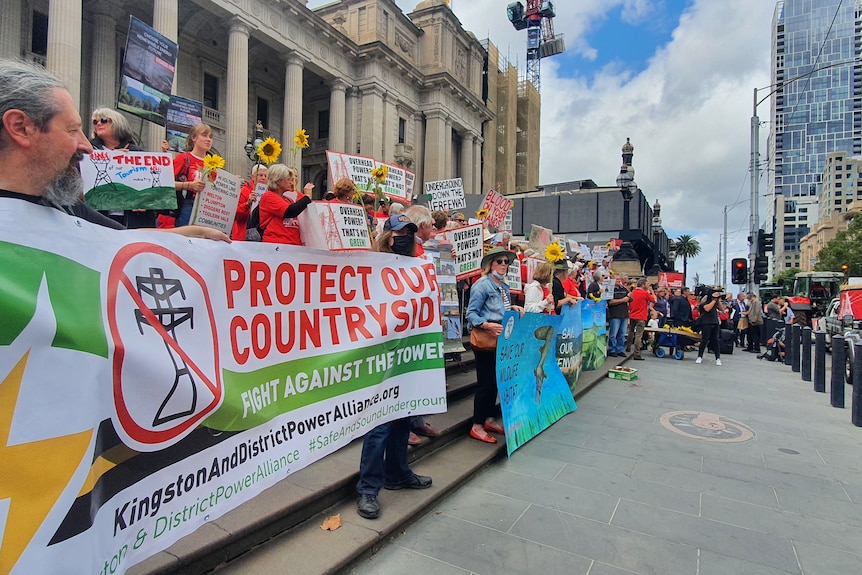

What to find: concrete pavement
left=345, top=349, right=862, bottom=575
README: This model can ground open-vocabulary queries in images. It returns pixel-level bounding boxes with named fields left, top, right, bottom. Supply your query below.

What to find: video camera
left=694, top=284, right=725, bottom=299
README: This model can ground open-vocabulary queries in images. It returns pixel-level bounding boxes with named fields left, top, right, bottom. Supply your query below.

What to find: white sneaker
left=715, top=359, right=722, bottom=366
left=695, top=357, right=702, bottom=364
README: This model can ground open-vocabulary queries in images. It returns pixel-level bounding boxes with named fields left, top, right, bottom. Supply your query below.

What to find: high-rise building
left=767, top=0, right=862, bottom=275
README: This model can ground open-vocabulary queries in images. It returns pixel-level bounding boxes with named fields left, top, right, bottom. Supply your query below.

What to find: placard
left=301, top=201, right=373, bottom=251
left=117, top=16, right=177, bottom=125
left=166, top=95, right=203, bottom=152
left=326, top=151, right=414, bottom=204
left=425, top=178, right=466, bottom=212
left=478, top=189, right=512, bottom=229
left=190, top=169, right=242, bottom=234
left=81, top=150, right=176, bottom=210
left=506, top=259, right=523, bottom=293
left=441, top=222, right=484, bottom=280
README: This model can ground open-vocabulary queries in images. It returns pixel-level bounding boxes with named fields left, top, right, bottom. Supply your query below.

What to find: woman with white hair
left=259, top=164, right=313, bottom=245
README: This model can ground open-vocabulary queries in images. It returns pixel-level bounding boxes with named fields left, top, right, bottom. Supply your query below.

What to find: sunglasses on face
left=92, top=118, right=112, bottom=125
left=494, top=258, right=510, bottom=265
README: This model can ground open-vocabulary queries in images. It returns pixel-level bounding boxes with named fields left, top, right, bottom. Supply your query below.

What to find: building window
left=836, top=173, right=842, bottom=179
left=318, top=109, right=330, bottom=139
left=256, top=97, right=269, bottom=129
left=31, top=12, right=48, bottom=56
left=398, top=117, right=406, bottom=144
left=203, top=73, right=219, bottom=109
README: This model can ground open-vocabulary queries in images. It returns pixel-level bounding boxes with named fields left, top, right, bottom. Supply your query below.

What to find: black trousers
left=747, top=324, right=761, bottom=351
left=698, top=324, right=721, bottom=359
left=472, top=349, right=499, bottom=425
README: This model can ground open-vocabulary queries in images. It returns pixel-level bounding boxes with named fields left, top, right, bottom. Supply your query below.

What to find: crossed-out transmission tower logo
left=107, top=243, right=223, bottom=451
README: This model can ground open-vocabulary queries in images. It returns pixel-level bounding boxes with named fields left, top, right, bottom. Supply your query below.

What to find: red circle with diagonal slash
left=108, top=242, right=222, bottom=448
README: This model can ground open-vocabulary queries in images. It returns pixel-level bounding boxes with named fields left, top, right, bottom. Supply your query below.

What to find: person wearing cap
left=356, top=213, right=432, bottom=520
left=465, top=247, right=524, bottom=444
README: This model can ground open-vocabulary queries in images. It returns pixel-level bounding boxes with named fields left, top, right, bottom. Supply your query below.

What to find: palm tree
left=674, top=234, right=702, bottom=287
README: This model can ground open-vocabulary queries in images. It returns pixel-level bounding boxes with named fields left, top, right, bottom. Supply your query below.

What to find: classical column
left=89, top=10, right=117, bottom=110
left=460, top=131, right=473, bottom=194
left=283, top=55, right=304, bottom=168
left=444, top=120, right=452, bottom=178
left=0, top=0, right=22, bottom=59
left=47, top=0, right=83, bottom=107
left=359, top=86, right=384, bottom=159
left=147, top=0, right=178, bottom=153
left=412, top=112, right=425, bottom=190
left=225, top=19, right=250, bottom=174
left=345, top=87, right=359, bottom=154
left=423, top=110, right=446, bottom=183
left=329, top=80, right=347, bottom=153
left=382, top=94, right=397, bottom=163
left=473, top=135, right=482, bottom=194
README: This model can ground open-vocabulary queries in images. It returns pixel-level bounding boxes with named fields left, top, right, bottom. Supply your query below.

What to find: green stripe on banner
left=205, top=331, right=443, bottom=431
left=0, top=241, right=108, bottom=357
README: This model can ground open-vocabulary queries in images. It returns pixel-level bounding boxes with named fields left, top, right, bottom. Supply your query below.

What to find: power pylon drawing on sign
left=321, top=207, right=343, bottom=250
left=133, top=267, right=197, bottom=427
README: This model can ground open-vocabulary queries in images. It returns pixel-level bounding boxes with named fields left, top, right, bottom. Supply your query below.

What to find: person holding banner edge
left=466, top=247, right=525, bottom=444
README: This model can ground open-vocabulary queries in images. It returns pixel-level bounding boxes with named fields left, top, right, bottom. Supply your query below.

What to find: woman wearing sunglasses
left=89, top=108, right=155, bottom=228
left=465, top=247, right=524, bottom=443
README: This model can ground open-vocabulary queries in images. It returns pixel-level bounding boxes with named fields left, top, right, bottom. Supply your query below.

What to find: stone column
left=89, top=10, right=117, bottom=110
left=423, top=110, right=446, bottom=183
left=382, top=94, right=397, bottom=163
left=460, top=131, right=473, bottom=194
left=47, top=0, right=83, bottom=108
left=359, top=86, right=384, bottom=159
left=329, top=80, right=347, bottom=153
left=345, top=87, right=359, bottom=154
left=147, top=0, right=178, bottom=153
left=225, top=19, right=250, bottom=174
left=444, top=120, right=452, bottom=178
left=473, top=135, right=482, bottom=194
left=0, top=0, right=22, bottom=59
left=412, top=112, right=425, bottom=190
left=283, top=55, right=304, bottom=169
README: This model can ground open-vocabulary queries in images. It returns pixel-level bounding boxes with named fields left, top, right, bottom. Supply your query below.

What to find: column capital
left=282, top=52, right=305, bottom=67
left=331, top=79, right=348, bottom=92
left=424, top=109, right=447, bottom=122
left=89, top=1, right=123, bottom=21
left=228, top=17, right=251, bottom=37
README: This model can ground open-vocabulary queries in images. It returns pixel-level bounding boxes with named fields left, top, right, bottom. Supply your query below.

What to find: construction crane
left=506, top=1, right=565, bottom=92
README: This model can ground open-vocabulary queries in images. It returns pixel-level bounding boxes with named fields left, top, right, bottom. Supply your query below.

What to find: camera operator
left=695, top=287, right=726, bottom=366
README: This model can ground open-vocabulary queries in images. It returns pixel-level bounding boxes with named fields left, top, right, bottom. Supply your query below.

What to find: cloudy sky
left=308, top=0, right=778, bottom=287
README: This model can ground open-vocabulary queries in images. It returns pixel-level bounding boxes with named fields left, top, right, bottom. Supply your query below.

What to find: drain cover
left=659, top=411, right=755, bottom=443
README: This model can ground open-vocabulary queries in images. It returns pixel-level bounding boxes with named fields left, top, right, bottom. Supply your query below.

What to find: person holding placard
left=172, top=124, right=213, bottom=226
left=259, top=164, right=312, bottom=245
left=233, top=164, right=265, bottom=240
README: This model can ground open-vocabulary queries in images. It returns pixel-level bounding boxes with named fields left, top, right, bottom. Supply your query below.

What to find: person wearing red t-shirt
left=232, top=164, right=266, bottom=240
left=259, top=164, right=312, bottom=245
left=172, top=124, right=212, bottom=227
left=626, top=278, right=657, bottom=360
left=562, top=262, right=582, bottom=298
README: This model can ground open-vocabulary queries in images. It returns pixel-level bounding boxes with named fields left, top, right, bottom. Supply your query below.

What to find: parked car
left=821, top=284, right=862, bottom=383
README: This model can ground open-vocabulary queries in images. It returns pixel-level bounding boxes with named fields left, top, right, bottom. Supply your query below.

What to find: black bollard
left=791, top=324, right=801, bottom=373
left=801, top=327, right=812, bottom=382
left=814, top=331, right=826, bottom=392
left=785, top=323, right=793, bottom=367
left=853, top=343, right=862, bottom=427
left=831, top=335, right=845, bottom=408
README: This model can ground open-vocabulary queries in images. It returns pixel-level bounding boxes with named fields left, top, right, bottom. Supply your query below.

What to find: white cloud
left=307, top=0, right=776, bottom=286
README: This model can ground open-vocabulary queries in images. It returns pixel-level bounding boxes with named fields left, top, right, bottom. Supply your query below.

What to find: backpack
left=245, top=204, right=263, bottom=241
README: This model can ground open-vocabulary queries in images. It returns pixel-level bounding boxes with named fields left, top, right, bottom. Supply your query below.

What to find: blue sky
left=307, top=0, right=777, bottom=287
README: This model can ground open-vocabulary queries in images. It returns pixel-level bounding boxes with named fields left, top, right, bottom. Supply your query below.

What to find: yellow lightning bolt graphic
left=0, top=352, right=93, bottom=572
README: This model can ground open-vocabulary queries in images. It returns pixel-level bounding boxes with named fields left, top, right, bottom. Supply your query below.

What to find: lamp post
left=614, top=161, right=641, bottom=265
left=244, top=120, right=265, bottom=164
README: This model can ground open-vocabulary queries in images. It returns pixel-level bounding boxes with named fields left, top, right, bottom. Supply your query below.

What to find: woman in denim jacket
left=466, top=247, right=523, bottom=443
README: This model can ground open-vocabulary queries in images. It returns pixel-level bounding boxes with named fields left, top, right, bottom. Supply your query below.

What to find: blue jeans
left=608, top=317, right=628, bottom=354
left=356, top=418, right=413, bottom=496
left=175, top=201, right=194, bottom=227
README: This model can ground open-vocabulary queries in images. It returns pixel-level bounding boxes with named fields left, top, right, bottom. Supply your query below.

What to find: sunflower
left=204, top=154, right=225, bottom=171
left=294, top=128, right=309, bottom=149
left=371, top=164, right=389, bottom=183
left=257, top=137, right=282, bottom=164
left=476, top=208, right=489, bottom=220
left=545, top=243, right=565, bottom=263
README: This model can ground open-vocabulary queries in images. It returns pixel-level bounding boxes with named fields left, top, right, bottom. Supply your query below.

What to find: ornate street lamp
left=613, top=139, right=641, bottom=270
left=244, top=120, right=265, bottom=163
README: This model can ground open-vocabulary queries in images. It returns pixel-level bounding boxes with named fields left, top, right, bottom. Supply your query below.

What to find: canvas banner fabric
left=325, top=151, right=415, bottom=204
left=0, top=199, right=446, bottom=574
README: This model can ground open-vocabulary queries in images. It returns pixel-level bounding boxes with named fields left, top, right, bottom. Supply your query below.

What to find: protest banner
left=165, top=96, right=203, bottom=152
left=505, top=260, right=523, bottom=294
left=658, top=272, right=685, bottom=288
left=478, top=189, right=512, bottom=229
left=300, top=201, right=373, bottom=251
left=118, top=16, right=177, bottom=125
left=326, top=151, right=414, bottom=204
left=82, top=151, right=176, bottom=210
left=190, top=169, right=242, bottom=235
left=501, top=205, right=513, bottom=233
left=523, top=255, right=545, bottom=285
left=600, top=277, right=615, bottom=300
left=425, top=178, right=465, bottom=212
left=527, top=224, right=554, bottom=255
left=432, top=248, right=465, bottom=355
left=440, top=223, right=483, bottom=280
left=0, top=199, right=445, bottom=573
left=496, top=306, right=579, bottom=456
left=580, top=300, right=608, bottom=373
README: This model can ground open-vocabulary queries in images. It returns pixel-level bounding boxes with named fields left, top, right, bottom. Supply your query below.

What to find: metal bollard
left=801, top=327, right=811, bottom=381
left=831, top=335, right=845, bottom=408
left=791, top=324, right=801, bottom=373
left=814, top=331, right=826, bottom=392
left=853, top=343, right=862, bottom=427
left=785, top=323, right=793, bottom=367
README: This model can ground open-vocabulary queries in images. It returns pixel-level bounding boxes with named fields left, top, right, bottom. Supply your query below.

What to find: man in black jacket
left=669, top=287, right=693, bottom=328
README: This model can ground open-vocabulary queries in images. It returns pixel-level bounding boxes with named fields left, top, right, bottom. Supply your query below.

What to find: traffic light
left=757, top=229, right=774, bottom=254
left=754, top=256, right=769, bottom=284
left=731, top=258, right=748, bottom=284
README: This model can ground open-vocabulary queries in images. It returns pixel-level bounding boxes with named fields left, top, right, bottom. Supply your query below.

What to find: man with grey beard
left=0, top=59, right=228, bottom=241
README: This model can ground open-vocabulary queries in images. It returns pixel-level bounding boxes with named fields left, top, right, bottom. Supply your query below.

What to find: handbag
left=470, top=325, right=498, bottom=351
left=737, top=316, right=749, bottom=331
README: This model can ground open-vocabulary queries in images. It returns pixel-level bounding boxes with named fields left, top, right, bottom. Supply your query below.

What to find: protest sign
left=600, top=278, right=615, bottom=300
left=118, top=16, right=177, bottom=125
left=501, top=206, right=513, bottom=232
left=0, top=198, right=446, bottom=574
left=478, top=189, right=512, bottom=229
left=580, top=300, right=608, bottom=373
left=496, top=306, right=579, bottom=456
left=82, top=151, right=176, bottom=210
left=527, top=224, right=554, bottom=255
left=301, top=201, right=373, bottom=251
left=326, top=151, right=414, bottom=204
left=433, top=248, right=465, bottom=354
left=425, top=178, right=466, bottom=212
left=506, top=260, right=523, bottom=294
left=166, top=95, right=203, bottom=151
left=190, top=169, right=242, bottom=235
left=658, top=272, right=685, bottom=288
left=440, top=223, right=483, bottom=280
left=523, top=255, right=545, bottom=285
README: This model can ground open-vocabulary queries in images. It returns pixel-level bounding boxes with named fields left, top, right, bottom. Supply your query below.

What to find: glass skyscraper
left=768, top=0, right=861, bottom=269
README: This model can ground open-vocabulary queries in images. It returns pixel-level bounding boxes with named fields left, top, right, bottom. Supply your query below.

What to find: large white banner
left=0, top=199, right=445, bottom=574
left=326, top=151, right=415, bottom=204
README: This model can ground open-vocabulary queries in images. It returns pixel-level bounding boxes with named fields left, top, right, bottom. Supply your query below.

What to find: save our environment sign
left=0, top=199, right=445, bottom=574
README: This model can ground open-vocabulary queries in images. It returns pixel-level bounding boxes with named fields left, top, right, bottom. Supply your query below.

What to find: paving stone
left=346, top=545, right=471, bottom=575
left=772, top=486, right=860, bottom=528
left=434, top=486, right=530, bottom=532
left=700, top=457, right=849, bottom=500
left=520, top=442, right=637, bottom=475
left=697, top=549, right=797, bottom=575
left=793, top=541, right=862, bottom=575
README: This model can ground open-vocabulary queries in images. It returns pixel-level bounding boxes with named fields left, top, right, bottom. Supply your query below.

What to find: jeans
left=356, top=417, right=413, bottom=496
left=608, top=317, right=628, bottom=354
left=175, top=201, right=194, bottom=227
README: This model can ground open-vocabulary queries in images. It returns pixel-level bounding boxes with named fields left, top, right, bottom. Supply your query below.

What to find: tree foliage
left=674, top=234, right=702, bottom=287
left=814, top=214, right=862, bottom=275
left=774, top=267, right=800, bottom=285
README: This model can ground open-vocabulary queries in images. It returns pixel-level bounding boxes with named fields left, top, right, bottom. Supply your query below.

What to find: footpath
left=343, top=349, right=862, bottom=575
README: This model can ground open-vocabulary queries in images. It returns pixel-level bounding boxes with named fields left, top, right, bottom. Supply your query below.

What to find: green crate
left=608, top=368, right=638, bottom=381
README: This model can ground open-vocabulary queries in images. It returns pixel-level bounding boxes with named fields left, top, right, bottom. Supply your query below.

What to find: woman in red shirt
left=259, top=164, right=312, bottom=245
left=232, top=164, right=266, bottom=240
left=172, top=124, right=212, bottom=227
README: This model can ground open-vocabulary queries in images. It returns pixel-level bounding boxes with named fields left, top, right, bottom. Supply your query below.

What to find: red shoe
left=483, top=421, right=505, bottom=435
left=470, top=428, right=497, bottom=444
left=408, top=431, right=422, bottom=445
